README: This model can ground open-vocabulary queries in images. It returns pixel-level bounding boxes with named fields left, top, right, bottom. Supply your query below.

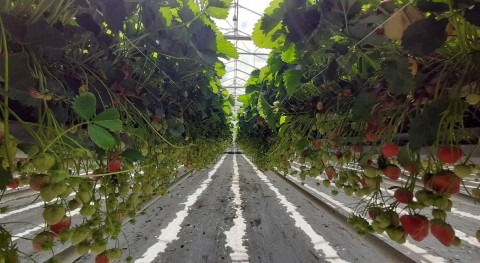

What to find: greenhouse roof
left=214, top=0, right=271, bottom=113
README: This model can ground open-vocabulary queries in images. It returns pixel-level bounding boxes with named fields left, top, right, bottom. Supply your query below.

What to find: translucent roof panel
left=214, top=0, right=272, bottom=113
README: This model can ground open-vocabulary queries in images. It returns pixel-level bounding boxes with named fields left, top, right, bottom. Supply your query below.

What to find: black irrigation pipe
left=45, top=170, right=195, bottom=263
left=272, top=171, right=416, bottom=263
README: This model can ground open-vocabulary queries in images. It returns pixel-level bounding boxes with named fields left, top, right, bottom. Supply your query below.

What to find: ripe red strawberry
left=325, top=166, right=335, bottom=180
left=368, top=207, right=382, bottom=220
left=280, top=160, right=290, bottom=168
left=359, top=176, right=368, bottom=188
left=32, top=231, right=56, bottom=252
left=400, top=214, right=429, bottom=241
left=49, top=216, right=71, bottom=235
left=381, top=143, right=400, bottom=158
left=394, top=188, right=413, bottom=204
left=29, top=174, right=50, bottom=191
left=383, top=164, right=401, bottom=180
left=342, top=88, right=352, bottom=97
left=7, top=179, right=20, bottom=189
left=95, top=254, right=110, bottom=263
left=107, top=160, right=121, bottom=173
left=352, top=146, right=362, bottom=153
left=153, top=114, right=162, bottom=122
left=430, top=220, right=455, bottom=246
left=312, top=140, right=321, bottom=148
left=403, top=164, right=418, bottom=175
left=437, top=146, right=463, bottom=164
left=424, top=171, right=461, bottom=195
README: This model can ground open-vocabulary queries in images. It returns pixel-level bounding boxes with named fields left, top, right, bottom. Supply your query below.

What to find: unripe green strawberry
left=386, top=226, right=407, bottom=244
left=106, top=248, right=122, bottom=260
left=60, top=187, right=73, bottom=198
left=60, top=228, right=73, bottom=244
left=432, top=209, right=447, bottom=221
left=331, top=189, right=338, bottom=196
left=452, top=237, right=461, bottom=247
left=40, top=185, right=57, bottom=202
left=375, top=214, right=392, bottom=228
left=371, top=221, right=386, bottom=234
left=76, top=191, right=91, bottom=204
left=90, top=240, right=108, bottom=254
left=0, top=139, right=17, bottom=161
left=364, top=167, right=380, bottom=178
left=32, top=231, right=56, bottom=252
left=49, top=170, right=69, bottom=183
left=472, top=188, right=480, bottom=198
left=118, top=185, right=129, bottom=197
left=322, top=179, right=330, bottom=187
left=454, top=164, right=472, bottom=178
left=51, top=182, right=68, bottom=196
left=415, top=189, right=434, bottom=206
left=466, top=93, right=480, bottom=105
left=32, top=153, right=56, bottom=172
left=80, top=204, right=97, bottom=218
left=71, top=227, right=90, bottom=245
left=343, top=185, right=354, bottom=196
left=68, top=199, right=81, bottom=211
left=476, top=230, right=480, bottom=243
left=43, top=204, right=66, bottom=225
left=75, top=241, right=90, bottom=255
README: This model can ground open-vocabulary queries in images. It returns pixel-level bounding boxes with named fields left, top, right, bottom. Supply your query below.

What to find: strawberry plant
left=237, top=0, right=480, bottom=248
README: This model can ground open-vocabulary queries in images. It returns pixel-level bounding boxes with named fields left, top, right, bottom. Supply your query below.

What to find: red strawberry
left=280, top=160, right=290, bottom=168
left=368, top=207, right=382, bottom=220
left=352, top=146, right=362, bottom=153
left=153, top=114, right=162, bottom=122
left=394, top=188, right=413, bottom=204
left=107, top=160, right=121, bottom=173
left=95, top=254, right=110, bottom=263
left=424, top=171, right=461, bottom=195
left=359, top=176, right=368, bottom=188
left=29, top=174, right=50, bottom=191
left=430, top=220, right=455, bottom=246
left=49, top=216, right=71, bottom=235
left=383, top=164, right=401, bottom=180
left=366, top=132, right=376, bottom=142
left=7, top=179, right=20, bottom=189
left=381, top=143, right=400, bottom=158
left=325, top=166, right=335, bottom=180
left=400, top=214, right=429, bottom=241
left=32, top=231, right=56, bottom=252
left=342, top=88, right=352, bottom=97
left=403, top=164, right=418, bottom=175
left=437, top=146, right=463, bottom=164
left=312, top=140, right=321, bottom=148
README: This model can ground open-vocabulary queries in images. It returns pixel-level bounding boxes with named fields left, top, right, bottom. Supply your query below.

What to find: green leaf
left=352, top=93, right=377, bottom=122
left=93, top=108, right=122, bottom=131
left=258, top=94, right=273, bottom=118
left=126, top=127, right=147, bottom=137
left=168, top=119, right=185, bottom=137
left=160, top=7, right=173, bottom=26
left=72, top=92, right=97, bottom=120
left=281, top=43, right=297, bottom=63
left=206, top=0, right=232, bottom=19
left=216, top=38, right=239, bottom=59
left=278, top=122, right=290, bottom=138
left=296, top=138, right=308, bottom=149
left=397, top=146, right=413, bottom=167
left=215, top=62, right=226, bottom=77
left=402, top=17, right=448, bottom=56
left=408, top=99, right=449, bottom=151
left=238, top=94, right=250, bottom=107
left=283, top=70, right=303, bottom=97
left=383, top=58, right=415, bottom=95
left=209, top=79, right=219, bottom=93
left=121, top=148, right=146, bottom=163
left=88, top=124, right=116, bottom=150
left=24, top=20, right=66, bottom=48
left=0, top=158, right=13, bottom=191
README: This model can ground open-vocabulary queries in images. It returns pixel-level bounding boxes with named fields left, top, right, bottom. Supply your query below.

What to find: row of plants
left=0, top=0, right=235, bottom=262
left=237, top=0, right=480, bottom=248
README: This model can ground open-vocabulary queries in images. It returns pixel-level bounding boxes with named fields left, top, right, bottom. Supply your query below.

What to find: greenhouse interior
left=1, top=0, right=480, bottom=262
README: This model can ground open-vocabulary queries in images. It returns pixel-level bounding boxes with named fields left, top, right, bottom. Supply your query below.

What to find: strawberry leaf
left=93, top=108, right=122, bottom=131
left=283, top=70, right=303, bottom=97
left=352, top=93, right=377, bottom=121
left=72, top=92, right=97, bottom=120
left=408, top=99, right=449, bottom=151
left=402, top=17, right=448, bottom=56
left=384, top=58, right=415, bottom=95
left=0, top=159, right=13, bottom=190
left=88, top=124, right=115, bottom=150
left=167, top=119, right=185, bottom=138
left=121, top=149, right=146, bottom=163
